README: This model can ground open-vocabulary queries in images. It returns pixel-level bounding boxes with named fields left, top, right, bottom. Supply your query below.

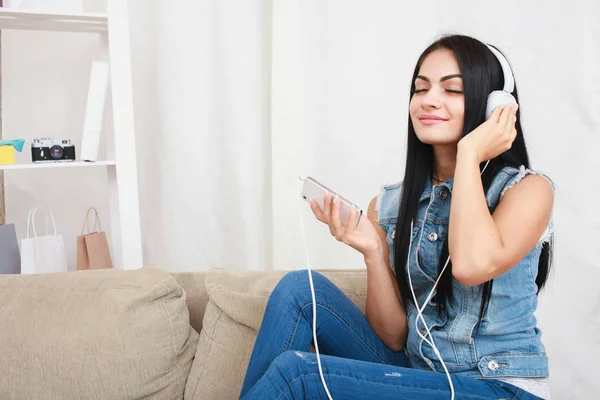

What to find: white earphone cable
left=298, top=180, right=335, bottom=400
left=407, top=160, right=490, bottom=400
left=296, top=159, right=489, bottom=400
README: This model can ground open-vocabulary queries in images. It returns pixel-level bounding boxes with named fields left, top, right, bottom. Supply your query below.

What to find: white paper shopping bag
left=20, top=207, right=68, bottom=274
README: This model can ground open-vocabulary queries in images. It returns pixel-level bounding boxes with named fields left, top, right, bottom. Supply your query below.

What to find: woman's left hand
left=458, top=103, right=518, bottom=162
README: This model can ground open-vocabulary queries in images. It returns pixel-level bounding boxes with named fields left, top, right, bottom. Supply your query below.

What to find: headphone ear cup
left=486, top=90, right=517, bottom=120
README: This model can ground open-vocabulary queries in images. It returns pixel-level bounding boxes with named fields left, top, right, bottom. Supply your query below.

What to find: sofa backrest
left=172, top=271, right=209, bottom=333
left=0, top=267, right=199, bottom=400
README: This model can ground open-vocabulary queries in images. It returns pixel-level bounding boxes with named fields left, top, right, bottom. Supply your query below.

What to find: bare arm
left=364, top=196, right=408, bottom=351
left=449, top=147, right=553, bottom=286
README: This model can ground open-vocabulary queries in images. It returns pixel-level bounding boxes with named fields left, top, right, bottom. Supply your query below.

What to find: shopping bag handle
left=81, top=207, right=102, bottom=235
left=26, top=207, right=58, bottom=238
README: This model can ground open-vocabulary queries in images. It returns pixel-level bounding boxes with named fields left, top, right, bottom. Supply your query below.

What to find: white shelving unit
left=0, top=8, right=107, bottom=32
left=0, top=2, right=143, bottom=270
left=0, top=160, right=116, bottom=170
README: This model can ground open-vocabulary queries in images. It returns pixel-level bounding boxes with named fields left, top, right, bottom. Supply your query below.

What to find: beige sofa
left=0, top=266, right=367, bottom=399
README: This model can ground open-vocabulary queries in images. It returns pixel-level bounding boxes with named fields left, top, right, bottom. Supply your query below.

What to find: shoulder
left=493, top=166, right=555, bottom=243
left=370, top=181, right=403, bottom=225
left=485, top=165, right=554, bottom=208
left=495, top=165, right=555, bottom=200
left=500, top=173, right=554, bottom=206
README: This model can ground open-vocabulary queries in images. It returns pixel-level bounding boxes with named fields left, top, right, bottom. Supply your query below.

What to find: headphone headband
left=486, top=44, right=515, bottom=93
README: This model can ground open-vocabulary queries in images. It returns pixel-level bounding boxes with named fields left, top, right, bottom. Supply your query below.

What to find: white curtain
left=134, top=1, right=598, bottom=397
left=140, top=0, right=274, bottom=272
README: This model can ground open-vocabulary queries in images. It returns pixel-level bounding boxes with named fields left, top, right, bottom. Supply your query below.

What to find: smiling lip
left=418, top=115, right=448, bottom=125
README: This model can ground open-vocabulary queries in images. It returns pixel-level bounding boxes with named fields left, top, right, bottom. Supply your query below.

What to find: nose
left=421, top=89, right=442, bottom=110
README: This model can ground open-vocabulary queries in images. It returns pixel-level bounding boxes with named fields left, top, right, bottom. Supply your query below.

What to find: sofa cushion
left=184, top=269, right=367, bottom=400
left=0, top=266, right=199, bottom=400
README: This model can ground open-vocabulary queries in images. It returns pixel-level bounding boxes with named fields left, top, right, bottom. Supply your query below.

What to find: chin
left=415, top=131, right=461, bottom=146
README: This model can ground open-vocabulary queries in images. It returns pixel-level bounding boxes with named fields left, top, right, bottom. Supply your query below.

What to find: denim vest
left=376, top=165, right=554, bottom=379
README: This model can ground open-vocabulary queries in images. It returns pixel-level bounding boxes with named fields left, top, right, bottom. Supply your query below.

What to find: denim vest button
left=440, top=190, right=448, bottom=199
left=488, top=360, right=499, bottom=371
left=428, top=232, right=438, bottom=242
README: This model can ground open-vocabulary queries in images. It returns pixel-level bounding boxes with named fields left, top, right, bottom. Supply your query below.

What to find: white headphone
left=485, top=44, right=517, bottom=120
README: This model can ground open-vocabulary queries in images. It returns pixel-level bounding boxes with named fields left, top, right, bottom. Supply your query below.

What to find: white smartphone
left=300, top=176, right=363, bottom=228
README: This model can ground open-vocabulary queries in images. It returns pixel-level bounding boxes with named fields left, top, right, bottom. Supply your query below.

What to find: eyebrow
left=415, top=74, right=463, bottom=83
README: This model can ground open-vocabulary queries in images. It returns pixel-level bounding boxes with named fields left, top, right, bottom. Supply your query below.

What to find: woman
left=239, top=34, right=554, bottom=399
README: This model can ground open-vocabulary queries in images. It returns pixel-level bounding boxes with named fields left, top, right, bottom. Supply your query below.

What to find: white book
left=81, top=61, right=109, bottom=162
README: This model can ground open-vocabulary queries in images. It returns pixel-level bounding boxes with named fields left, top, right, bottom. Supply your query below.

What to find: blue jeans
left=239, top=270, right=541, bottom=400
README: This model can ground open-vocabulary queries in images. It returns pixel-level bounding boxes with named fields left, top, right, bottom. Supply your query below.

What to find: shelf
left=0, top=8, right=107, bottom=33
left=0, top=160, right=116, bottom=170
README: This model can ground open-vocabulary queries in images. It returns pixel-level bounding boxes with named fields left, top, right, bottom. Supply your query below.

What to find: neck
left=432, top=144, right=457, bottom=183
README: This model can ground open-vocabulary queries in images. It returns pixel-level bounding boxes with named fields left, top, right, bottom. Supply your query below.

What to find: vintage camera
left=31, top=138, right=76, bottom=163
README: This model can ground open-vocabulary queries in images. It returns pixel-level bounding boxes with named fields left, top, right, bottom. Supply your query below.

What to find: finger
left=511, top=125, right=518, bottom=142
left=498, top=104, right=512, bottom=127
left=490, top=105, right=504, bottom=123
left=504, top=124, right=517, bottom=151
left=503, top=112, right=515, bottom=136
left=345, top=205, right=358, bottom=233
left=322, top=191, right=332, bottom=221
left=330, top=195, right=344, bottom=235
left=504, top=104, right=518, bottom=130
left=309, top=199, right=327, bottom=223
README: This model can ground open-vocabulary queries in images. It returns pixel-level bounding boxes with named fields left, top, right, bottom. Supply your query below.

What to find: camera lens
left=50, top=145, right=63, bottom=159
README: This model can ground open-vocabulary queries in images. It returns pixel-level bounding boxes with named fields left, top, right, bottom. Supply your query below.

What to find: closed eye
left=414, top=89, right=463, bottom=94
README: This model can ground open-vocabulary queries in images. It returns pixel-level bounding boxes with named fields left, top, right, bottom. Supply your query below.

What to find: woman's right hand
left=309, top=192, right=384, bottom=260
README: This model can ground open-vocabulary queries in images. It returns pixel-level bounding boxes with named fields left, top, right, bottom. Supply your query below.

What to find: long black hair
left=393, top=34, right=553, bottom=320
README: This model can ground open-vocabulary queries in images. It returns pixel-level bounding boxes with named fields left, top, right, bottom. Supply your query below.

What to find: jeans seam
left=510, top=387, right=521, bottom=400
left=274, top=375, right=304, bottom=400
left=298, top=299, right=389, bottom=365
left=283, top=304, right=304, bottom=353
